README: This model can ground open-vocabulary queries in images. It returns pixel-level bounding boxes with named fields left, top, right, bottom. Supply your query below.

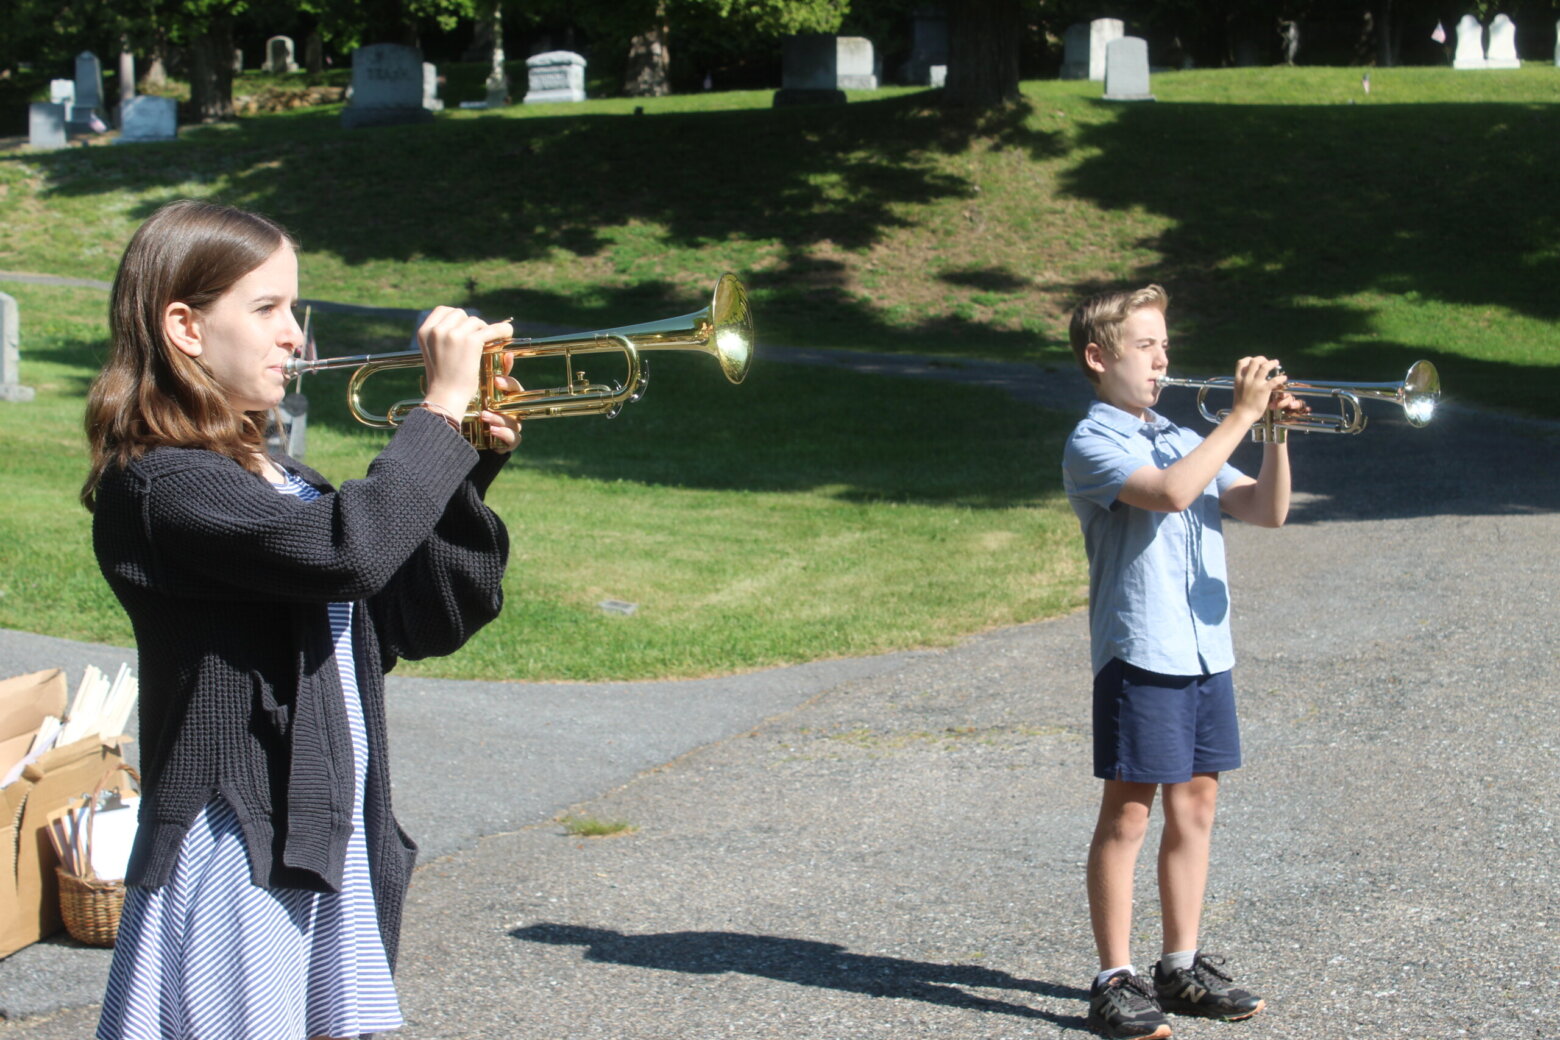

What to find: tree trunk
left=485, top=2, right=509, bottom=105
left=624, top=2, right=671, bottom=97
left=189, top=16, right=236, bottom=121
left=1374, top=0, right=1398, bottom=67
left=943, top=0, right=1022, bottom=108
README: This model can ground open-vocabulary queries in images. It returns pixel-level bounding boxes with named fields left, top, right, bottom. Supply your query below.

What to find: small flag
left=1431, top=21, right=1446, bottom=44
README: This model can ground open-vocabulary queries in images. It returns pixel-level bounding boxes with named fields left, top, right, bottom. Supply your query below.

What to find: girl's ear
left=164, top=302, right=202, bottom=358
left=1084, top=341, right=1108, bottom=375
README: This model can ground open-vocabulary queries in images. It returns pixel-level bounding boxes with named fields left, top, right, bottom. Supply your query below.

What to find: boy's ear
left=1083, top=341, right=1108, bottom=375
left=164, top=302, right=203, bottom=358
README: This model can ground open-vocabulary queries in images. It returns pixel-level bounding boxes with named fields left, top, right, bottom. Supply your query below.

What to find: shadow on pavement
left=512, top=922, right=1090, bottom=1029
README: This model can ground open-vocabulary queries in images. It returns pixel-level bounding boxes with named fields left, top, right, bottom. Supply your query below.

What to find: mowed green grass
left=0, top=66, right=1554, bottom=679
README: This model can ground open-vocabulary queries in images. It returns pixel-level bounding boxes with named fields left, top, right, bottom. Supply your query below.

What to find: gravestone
left=1102, top=36, right=1154, bottom=102
left=69, top=51, right=107, bottom=131
left=117, top=95, right=177, bottom=143
left=422, top=62, right=444, bottom=111
left=267, top=36, right=297, bottom=74
left=1061, top=19, right=1123, bottom=81
left=903, top=8, right=948, bottom=86
left=1452, top=15, right=1487, bottom=69
left=929, top=64, right=947, bottom=88
left=524, top=51, right=587, bottom=103
left=0, top=293, right=36, bottom=403
left=341, top=44, right=436, bottom=129
left=49, top=80, right=74, bottom=107
left=28, top=103, right=67, bottom=149
left=233, top=48, right=244, bottom=73
left=1485, top=14, right=1520, bottom=68
left=774, top=34, right=875, bottom=105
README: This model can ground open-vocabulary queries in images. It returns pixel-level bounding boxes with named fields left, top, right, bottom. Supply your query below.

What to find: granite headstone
left=1102, top=36, right=1154, bottom=101
left=524, top=51, right=587, bottom=104
left=341, top=44, right=437, bottom=128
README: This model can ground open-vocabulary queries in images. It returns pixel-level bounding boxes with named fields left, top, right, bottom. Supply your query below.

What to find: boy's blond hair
left=1068, top=284, right=1170, bottom=383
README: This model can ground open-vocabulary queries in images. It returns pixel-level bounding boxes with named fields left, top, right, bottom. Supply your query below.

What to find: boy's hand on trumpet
left=1231, top=355, right=1309, bottom=423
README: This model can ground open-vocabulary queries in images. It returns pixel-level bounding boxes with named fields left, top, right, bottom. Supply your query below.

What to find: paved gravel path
left=1, top=355, right=1554, bottom=1040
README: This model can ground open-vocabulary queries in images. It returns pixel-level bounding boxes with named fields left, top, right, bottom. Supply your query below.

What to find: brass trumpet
left=1155, top=360, right=1440, bottom=443
left=285, top=274, right=754, bottom=449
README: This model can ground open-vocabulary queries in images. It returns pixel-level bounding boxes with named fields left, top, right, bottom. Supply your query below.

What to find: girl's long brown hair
left=81, top=199, right=296, bottom=511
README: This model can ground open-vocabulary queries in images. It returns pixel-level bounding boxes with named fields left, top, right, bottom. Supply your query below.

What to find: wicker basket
left=56, top=866, right=125, bottom=947
left=53, top=764, right=139, bottom=947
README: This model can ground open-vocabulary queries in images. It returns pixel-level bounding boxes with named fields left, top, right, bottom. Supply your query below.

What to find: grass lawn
left=0, top=65, right=1555, bottom=679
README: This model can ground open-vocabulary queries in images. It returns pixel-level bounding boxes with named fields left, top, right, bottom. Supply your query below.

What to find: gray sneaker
left=1087, top=970, right=1172, bottom=1039
left=1151, top=952, right=1265, bottom=1021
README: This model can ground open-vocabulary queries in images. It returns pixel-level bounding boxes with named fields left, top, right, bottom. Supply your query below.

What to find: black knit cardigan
left=91, top=407, right=510, bottom=967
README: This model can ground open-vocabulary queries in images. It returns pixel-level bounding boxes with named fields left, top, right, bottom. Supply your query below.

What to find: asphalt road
left=1, top=358, right=1555, bottom=1039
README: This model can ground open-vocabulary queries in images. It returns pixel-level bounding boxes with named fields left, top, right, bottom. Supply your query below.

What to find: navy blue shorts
left=1092, top=658, right=1242, bottom=784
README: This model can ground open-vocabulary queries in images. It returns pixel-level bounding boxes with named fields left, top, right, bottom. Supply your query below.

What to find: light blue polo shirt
left=1063, top=401, right=1247, bottom=678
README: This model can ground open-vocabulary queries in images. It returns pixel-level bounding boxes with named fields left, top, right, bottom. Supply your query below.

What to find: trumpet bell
left=1400, top=360, right=1439, bottom=427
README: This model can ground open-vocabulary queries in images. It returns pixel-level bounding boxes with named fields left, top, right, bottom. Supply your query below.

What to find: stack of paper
left=47, top=790, right=141, bottom=881
left=58, top=664, right=138, bottom=746
left=0, top=665, right=137, bottom=789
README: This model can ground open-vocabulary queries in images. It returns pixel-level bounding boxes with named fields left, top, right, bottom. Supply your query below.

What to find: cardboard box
left=1, top=669, right=125, bottom=958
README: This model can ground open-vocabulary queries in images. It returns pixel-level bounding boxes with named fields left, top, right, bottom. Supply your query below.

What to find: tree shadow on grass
left=1057, top=99, right=1560, bottom=419
left=511, top=922, right=1089, bottom=1029
left=18, top=93, right=1062, bottom=269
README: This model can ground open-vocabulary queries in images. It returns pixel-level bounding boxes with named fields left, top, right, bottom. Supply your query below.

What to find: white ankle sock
left=1161, top=949, right=1196, bottom=973
left=1095, top=965, right=1135, bottom=989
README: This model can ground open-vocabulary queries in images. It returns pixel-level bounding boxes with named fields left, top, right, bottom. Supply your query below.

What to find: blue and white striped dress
left=98, top=473, right=404, bottom=1040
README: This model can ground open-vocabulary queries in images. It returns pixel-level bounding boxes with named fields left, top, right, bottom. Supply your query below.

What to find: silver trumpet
left=1155, top=360, right=1440, bottom=443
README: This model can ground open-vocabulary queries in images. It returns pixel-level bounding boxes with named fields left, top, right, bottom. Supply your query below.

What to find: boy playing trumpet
left=1062, top=284, right=1304, bottom=1038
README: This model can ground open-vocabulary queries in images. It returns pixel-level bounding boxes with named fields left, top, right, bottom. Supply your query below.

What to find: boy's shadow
left=511, top=923, right=1090, bottom=1029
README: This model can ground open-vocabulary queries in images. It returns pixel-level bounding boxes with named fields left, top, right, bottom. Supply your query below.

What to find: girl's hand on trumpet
left=479, top=351, right=524, bottom=454
left=416, top=307, right=523, bottom=452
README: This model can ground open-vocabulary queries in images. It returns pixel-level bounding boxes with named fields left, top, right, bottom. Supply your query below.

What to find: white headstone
left=341, top=44, right=437, bottom=128
left=117, top=95, right=177, bottom=142
left=1453, top=15, right=1487, bottom=69
left=422, top=62, right=444, bottom=111
left=1062, top=19, right=1123, bottom=81
left=929, top=64, right=947, bottom=89
left=49, top=79, right=75, bottom=107
left=1102, top=36, right=1154, bottom=101
left=834, top=38, right=877, bottom=89
left=1485, top=14, right=1520, bottom=68
left=27, top=103, right=66, bottom=150
left=0, top=292, right=35, bottom=403
left=267, top=36, right=297, bottom=74
left=524, top=51, right=587, bottom=104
